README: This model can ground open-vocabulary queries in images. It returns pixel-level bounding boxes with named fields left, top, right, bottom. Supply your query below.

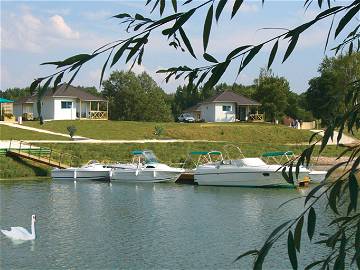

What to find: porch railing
left=89, top=111, right=108, bottom=120
left=248, top=113, right=264, bottom=122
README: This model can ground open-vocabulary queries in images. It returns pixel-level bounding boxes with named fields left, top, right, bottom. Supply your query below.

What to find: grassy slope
left=24, top=120, right=312, bottom=143
left=0, top=125, right=66, bottom=140
left=0, top=156, right=50, bottom=179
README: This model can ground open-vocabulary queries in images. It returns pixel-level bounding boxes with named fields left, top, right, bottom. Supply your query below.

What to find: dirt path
left=1, top=122, right=90, bottom=140
left=310, top=129, right=359, bottom=145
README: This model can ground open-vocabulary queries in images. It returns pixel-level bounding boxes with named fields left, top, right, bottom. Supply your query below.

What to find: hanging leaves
left=335, top=4, right=360, bottom=37
left=203, top=4, right=213, bottom=52
left=287, top=231, right=298, bottom=270
left=267, top=40, right=279, bottom=69
left=215, top=0, right=227, bottom=22
left=203, top=53, right=218, bottom=63
left=307, top=207, right=316, bottom=241
left=283, top=34, right=299, bottom=63
left=231, top=0, right=244, bottom=18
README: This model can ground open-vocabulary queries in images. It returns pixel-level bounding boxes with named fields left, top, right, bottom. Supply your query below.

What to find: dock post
left=19, top=141, right=22, bottom=153
left=49, top=148, right=52, bottom=164
left=8, top=139, right=12, bottom=151
left=29, top=144, right=31, bottom=157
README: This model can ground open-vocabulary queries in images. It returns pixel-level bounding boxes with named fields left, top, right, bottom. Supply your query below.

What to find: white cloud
left=2, top=10, right=80, bottom=52
left=50, top=15, right=79, bottom=39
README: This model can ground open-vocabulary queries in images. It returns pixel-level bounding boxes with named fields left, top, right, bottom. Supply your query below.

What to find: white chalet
left=13, top=84, right=108, bottom=121
left=184, top=91, right=263, bottom=122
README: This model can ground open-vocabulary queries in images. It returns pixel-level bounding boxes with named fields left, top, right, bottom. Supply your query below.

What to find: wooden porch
left=78, top=99, right=108, bottom=120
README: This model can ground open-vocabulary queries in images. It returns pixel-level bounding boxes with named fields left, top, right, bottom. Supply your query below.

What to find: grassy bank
left=0, top=156, right=51, bottom=179
left=0, top=125, right=66, bottom=140
left=24, top=120, right=313, bottom=143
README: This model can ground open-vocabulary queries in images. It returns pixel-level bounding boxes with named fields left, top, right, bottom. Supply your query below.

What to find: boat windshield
left=142, top=150, right=159, bottom=164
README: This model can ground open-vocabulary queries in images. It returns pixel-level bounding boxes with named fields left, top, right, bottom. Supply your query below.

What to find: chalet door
left=238, top=106, right=246, bottom=121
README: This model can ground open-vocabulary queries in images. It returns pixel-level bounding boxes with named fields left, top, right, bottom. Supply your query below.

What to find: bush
left=154, top=125, right=164, bottom=137
left=67, top=125, right=77, bottom=139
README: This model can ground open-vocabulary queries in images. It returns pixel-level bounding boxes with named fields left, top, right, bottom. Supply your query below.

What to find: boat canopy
left=190, top=151, right=222, bottom=155
left=261, top=151, right=294, bottom=157
left=131, top=150, right=158, bottom=163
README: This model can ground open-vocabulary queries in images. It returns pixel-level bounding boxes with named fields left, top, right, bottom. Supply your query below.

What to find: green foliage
left=0, top=87, right=30, bottom=101
left=102, top=70, right=173, bottom=122
left=254, top=69, right=290, bottom=121
left=153, top=125, right=164, bottom=136
left=305, top=53, right=360, bottom=125
left=67, top=125, right=77, bottom=139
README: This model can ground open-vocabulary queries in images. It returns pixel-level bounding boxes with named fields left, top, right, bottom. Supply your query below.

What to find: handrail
left=7, top=139, right=80, bottom=168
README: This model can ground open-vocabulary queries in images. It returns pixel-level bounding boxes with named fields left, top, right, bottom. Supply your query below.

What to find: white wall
left=214, top=102, right=236, bottom=122
left=199, top=103, right=215, bottom=122
left=41, top=98, right=54, bottom=120
left=53, top=98, right=77, bottom=120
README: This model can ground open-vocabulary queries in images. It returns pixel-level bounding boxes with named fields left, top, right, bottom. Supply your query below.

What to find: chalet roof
left=183, top=103, right=201, bottom=112
left=14, top=84, right=105, bottom=104
left=202, top=91, right=261, bottom=106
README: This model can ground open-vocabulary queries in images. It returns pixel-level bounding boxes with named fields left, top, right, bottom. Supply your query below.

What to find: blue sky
left=0, top=1, right=353, bottom=93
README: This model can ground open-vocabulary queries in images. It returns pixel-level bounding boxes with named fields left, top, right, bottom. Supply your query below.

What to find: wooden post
left=79, top=99, right=82, bottom=120
left=49, top=148, right=52, bottom=164
left=97, top=102, right=99, bottom=111
left=90, top=101, right=92, bottom=119
left=106, top=101, right=109, bottom=120
left=29, top=144, right=31, bottom=157
left=19, top=141, right=22, bottom=153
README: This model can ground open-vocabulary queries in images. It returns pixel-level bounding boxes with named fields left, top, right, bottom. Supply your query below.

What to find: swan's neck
left=31, top=219, right=36, bottom=237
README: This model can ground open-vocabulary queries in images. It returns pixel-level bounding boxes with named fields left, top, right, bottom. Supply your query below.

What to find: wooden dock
left=4, top=140, right=78, bottom=169
left=6, top=150, right=70, bottom=169
left=176, top=172, right=195, bottom=185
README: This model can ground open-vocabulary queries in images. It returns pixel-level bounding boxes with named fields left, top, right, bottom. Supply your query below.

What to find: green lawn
left=0, top=125, right=66, bottom=141
left=24, top=120, right=313, bottom=143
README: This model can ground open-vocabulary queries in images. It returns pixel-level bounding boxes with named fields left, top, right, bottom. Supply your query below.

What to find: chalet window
left=222, top=105, right=231, bottom=112
left=61, top=101, right=72, bottom=109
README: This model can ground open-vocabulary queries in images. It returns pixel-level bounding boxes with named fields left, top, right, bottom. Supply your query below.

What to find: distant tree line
left=1, top=53, right=358, bottom=124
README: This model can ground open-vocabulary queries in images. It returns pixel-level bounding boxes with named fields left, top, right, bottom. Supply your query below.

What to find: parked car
left=177, top=113, right=195, bottom=123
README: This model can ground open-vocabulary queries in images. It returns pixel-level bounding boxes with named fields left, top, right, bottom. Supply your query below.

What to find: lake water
left=0, top=180, right=332, bottom=269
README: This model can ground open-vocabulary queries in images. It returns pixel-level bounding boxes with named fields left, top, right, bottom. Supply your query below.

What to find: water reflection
left=0, top=181, right=330, bottom=269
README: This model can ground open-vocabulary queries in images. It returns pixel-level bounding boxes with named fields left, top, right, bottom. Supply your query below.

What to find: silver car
left=177, top=113, right=195, bottom=123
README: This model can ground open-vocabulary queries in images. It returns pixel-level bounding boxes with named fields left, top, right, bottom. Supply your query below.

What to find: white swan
left=1, top=215, right=36, bottom=240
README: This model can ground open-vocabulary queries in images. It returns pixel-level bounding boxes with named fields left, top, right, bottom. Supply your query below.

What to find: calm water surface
left=0, top=180, right=332, bottom=269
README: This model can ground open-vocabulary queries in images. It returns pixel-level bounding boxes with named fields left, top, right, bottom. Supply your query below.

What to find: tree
left=0, top=87, right=30, bottom=101
left=31, top=1, right=360, bottom=269
left=254, top=69, right=290, bottom=121
left=306, top=53, right=360, bottom=125
left=102, top=70, right=172, bottom=122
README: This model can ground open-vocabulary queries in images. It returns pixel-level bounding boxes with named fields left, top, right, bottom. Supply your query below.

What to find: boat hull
left=51, top=168, right=111, bottom=181
left=194, top=167, right=309, bottom=187
left=111, top=169, right=182, bottom=183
